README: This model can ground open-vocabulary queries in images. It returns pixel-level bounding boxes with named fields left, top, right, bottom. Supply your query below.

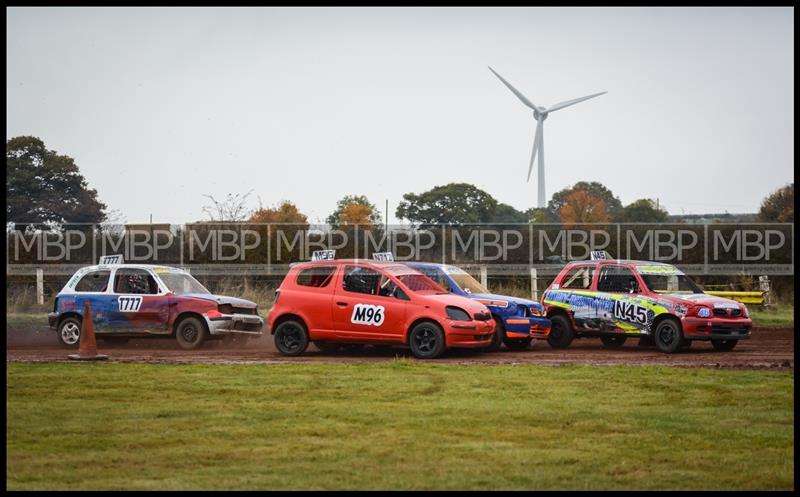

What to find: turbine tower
left=489, top=66, right=607, bottom=208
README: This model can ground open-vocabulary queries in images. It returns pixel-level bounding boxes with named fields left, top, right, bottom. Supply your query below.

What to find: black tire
left=408, top=321, right=446, bottom=359
left=483, top=317, right=505, bottom=352
left=175, top=316, right=208, bottom=350
left=653, top=318, right=683, bottom=353
left=57, top=317, right=82, bottom=349
left=600, top=335, right=627, bottom=348
left=101, top=336, right=130, bottom=346
left=711, top=339, right=738, bottom=351
left=274, top=320, right=309, bottom=356
left=314, top=341, right=342, bottom=353
left=504, top=338, right=533, bottom=350
left=547, top=315, right=575, bottom=349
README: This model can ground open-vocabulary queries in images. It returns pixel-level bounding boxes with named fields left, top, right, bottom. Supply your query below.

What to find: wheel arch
left=272, top=313, right=308, bottom=336
left=651, top=312, right=683, bottom=334
left=57, top=312, right=82, bottom=327
left=405, top=317, right=443, bottom=345
left=172, top=311, right=208, bottom=337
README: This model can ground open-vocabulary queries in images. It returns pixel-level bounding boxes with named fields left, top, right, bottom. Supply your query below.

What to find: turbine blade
left=546, top=91, right=607, bottom=113
left=527, top=120, right=542, bottom=182
left=488, top=66, right=537, bottom=110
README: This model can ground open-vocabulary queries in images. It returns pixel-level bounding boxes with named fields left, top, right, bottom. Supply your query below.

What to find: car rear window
left=74, top=270, right=111, bottom=292
left=296, top=266, right=336, bottom=288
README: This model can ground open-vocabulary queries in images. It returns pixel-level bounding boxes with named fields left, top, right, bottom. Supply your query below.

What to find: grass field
left=6, top=362, right=794, bottom=490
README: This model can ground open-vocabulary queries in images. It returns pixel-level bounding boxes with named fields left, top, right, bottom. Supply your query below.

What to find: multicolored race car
left=48, top=256, right=264, bottom=349
left=540, top=252, right=753, bottom=353
left=267, top=253, right=496, bottom=359
left=405, top=262, right=551, bottom=351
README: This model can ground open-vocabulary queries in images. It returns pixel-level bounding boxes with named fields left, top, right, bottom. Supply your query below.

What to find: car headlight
left=218, top=303, right=234, bottom=315
left=696, top=307, right=711, bottom=318
left=446, top=306, right=472, bottom=321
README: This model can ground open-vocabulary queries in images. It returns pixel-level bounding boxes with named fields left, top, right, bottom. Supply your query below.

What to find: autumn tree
left=7, top=136, right=107, bottom=227
left=758, top=183, right=794, bottom=222
left=559, top=190, right=610, bottom=224
left=250, top=200, right=308, bottom=225
left=621, top=198, right=669, bottom=223
left=548, top=181, right=622, bottom=222
left=326, top=195, right=382, bottom=228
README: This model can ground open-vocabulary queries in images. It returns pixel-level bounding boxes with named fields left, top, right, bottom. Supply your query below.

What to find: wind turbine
left=489, top=66, right=606, bottom=208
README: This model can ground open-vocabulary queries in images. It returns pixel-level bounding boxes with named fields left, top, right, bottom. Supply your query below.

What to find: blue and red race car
left=404, top=261, right=551, bottom=351
left=48, top=257, right=264, bottom=349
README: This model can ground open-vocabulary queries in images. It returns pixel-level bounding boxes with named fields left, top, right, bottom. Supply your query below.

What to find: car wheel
left=653, top=318, right=683, bottom=353
left=274, top=320, right=309, bottom=356
left=408, top=322, right=446, bottom=359
left=600, top=335, right=627, bottom=348
left=175, top=317, right=208, bottom=350
left=483, top=317, right=505, bottom=352
left=58, top=317, right=81, bottom=348
left=503, top=338, right=532, bottom=350
left=711, top=339, right=737, bottom=351
left=314, top=341, right=342, bottom=353
left=547, top=315, right=575, bottom=349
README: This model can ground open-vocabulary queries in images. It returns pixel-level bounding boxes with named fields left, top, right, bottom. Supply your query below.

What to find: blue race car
left=404, top=262, right=551, bottom=351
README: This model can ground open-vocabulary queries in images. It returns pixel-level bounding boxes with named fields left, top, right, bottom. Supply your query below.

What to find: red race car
left=267, top=256, right=496, bottom=359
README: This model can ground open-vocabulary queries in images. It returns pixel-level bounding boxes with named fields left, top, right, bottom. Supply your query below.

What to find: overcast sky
left=6, top=7, right=794, bottom=224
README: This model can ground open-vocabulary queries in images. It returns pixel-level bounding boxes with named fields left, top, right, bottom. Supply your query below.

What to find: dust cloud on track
left=6, top=322, right=794, bottom=369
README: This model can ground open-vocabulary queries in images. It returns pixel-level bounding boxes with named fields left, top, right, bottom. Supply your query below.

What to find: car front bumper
left=503, top=316, right=552, bottom=340
left=681, top=317, right=753, bottom=340
left=204, top=313, right=265, bottom=336
left=445, top=319, right=496, bottom=348
left=48, top=312, right=59, bottom=329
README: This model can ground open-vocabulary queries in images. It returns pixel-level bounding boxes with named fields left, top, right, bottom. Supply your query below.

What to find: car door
left=62, top=268, right=116, bottom=333
left=108, top=267, right=171, bottom=334
left=595, top=264, right=650, bottom=332
left=331, top=264, right=407, bottom=342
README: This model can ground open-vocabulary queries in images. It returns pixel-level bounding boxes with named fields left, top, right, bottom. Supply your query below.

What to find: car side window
left=74, top=270, right=111, bottom=292
left=297, top=266, right=336, bottom=288
left=560, top=266, right=595, bottom=290
left=114, top=268, right=160, bottom=295
left=342, top=266, right=381, bottom=295
left=597, top=266, right=640, bottom=293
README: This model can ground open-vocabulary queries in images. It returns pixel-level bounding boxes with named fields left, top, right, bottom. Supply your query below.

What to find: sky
left=6, top=7, right=794, bottom=224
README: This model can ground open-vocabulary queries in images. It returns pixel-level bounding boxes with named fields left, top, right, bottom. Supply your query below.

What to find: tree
left=201, top=191, right=254, bottom=222
left=326, top=195, right=382, bottom=228
left=621, top=198, right=669, bottom=223
left=548, top=181, right=622, bottom=221
left=559, top=190, right=610, bottom=224
left=493, top=203, right=529, bottom=223
left=7, top=136, right=107, bottom=226
left=249, top=200, right=308, bottom=225
left=758, top=183, right=794, bottom=222
left=525, top=207, right=552, bottom=223
left=396, top=183, right=498, bottom=225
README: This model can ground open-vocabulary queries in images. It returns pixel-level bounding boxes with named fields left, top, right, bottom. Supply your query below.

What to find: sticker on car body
left=351, top=304, right=385, bottom=326
left=118, top=296, right=143, bottom=312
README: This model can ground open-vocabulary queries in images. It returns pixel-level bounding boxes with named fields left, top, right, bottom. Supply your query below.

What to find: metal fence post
left=530, top=267, right=538, bottom=301
left=36, top=268, right=44, bottom=305
left=480, top=265, right=488, bottom=289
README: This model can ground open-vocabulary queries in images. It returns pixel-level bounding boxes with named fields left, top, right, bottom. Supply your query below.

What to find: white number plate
left=118, top=296, right=143, bottom=312
left=351, top=304, right=385, bottom=326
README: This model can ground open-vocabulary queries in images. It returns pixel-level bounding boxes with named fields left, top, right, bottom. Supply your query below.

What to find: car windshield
left=639, top=273, right=703, bottom=294
left=395, top=274, right=448, bottom=294
left=158, top=272, right=211, bottom=295
left=446, top=268, right=490, bottom=295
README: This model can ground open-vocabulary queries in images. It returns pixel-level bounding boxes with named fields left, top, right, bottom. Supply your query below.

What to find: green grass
left=749, top=304, right=795, bottom=327
left=6, top=363, right=794, bottom=490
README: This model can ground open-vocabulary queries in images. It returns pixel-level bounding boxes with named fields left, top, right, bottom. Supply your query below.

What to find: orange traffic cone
left=68, top=300, right=109, bottom=361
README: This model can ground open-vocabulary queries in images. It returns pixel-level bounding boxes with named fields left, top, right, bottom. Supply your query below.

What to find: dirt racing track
left=5, top=323, right=794, bottom=369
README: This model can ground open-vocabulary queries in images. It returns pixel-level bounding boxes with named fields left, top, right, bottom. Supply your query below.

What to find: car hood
left=468, top=293, right=541, bottom=308
left=656, top=293, right=743, bottom=309
left=181, top=293, right=258, bottom=308
left=420, top=293, right=491, bottom=314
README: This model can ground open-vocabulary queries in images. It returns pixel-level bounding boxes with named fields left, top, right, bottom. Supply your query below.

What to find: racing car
left=540, top=251, right=753, bottom=353
left=48, top=256, right=264, bottom=349
left=266, top=251, right=496, bottom=359
left=404, top=261, right=551, bottom=351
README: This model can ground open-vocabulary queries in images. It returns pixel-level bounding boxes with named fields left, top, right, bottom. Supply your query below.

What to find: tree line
left=7, top=136, right=795, bottom=228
